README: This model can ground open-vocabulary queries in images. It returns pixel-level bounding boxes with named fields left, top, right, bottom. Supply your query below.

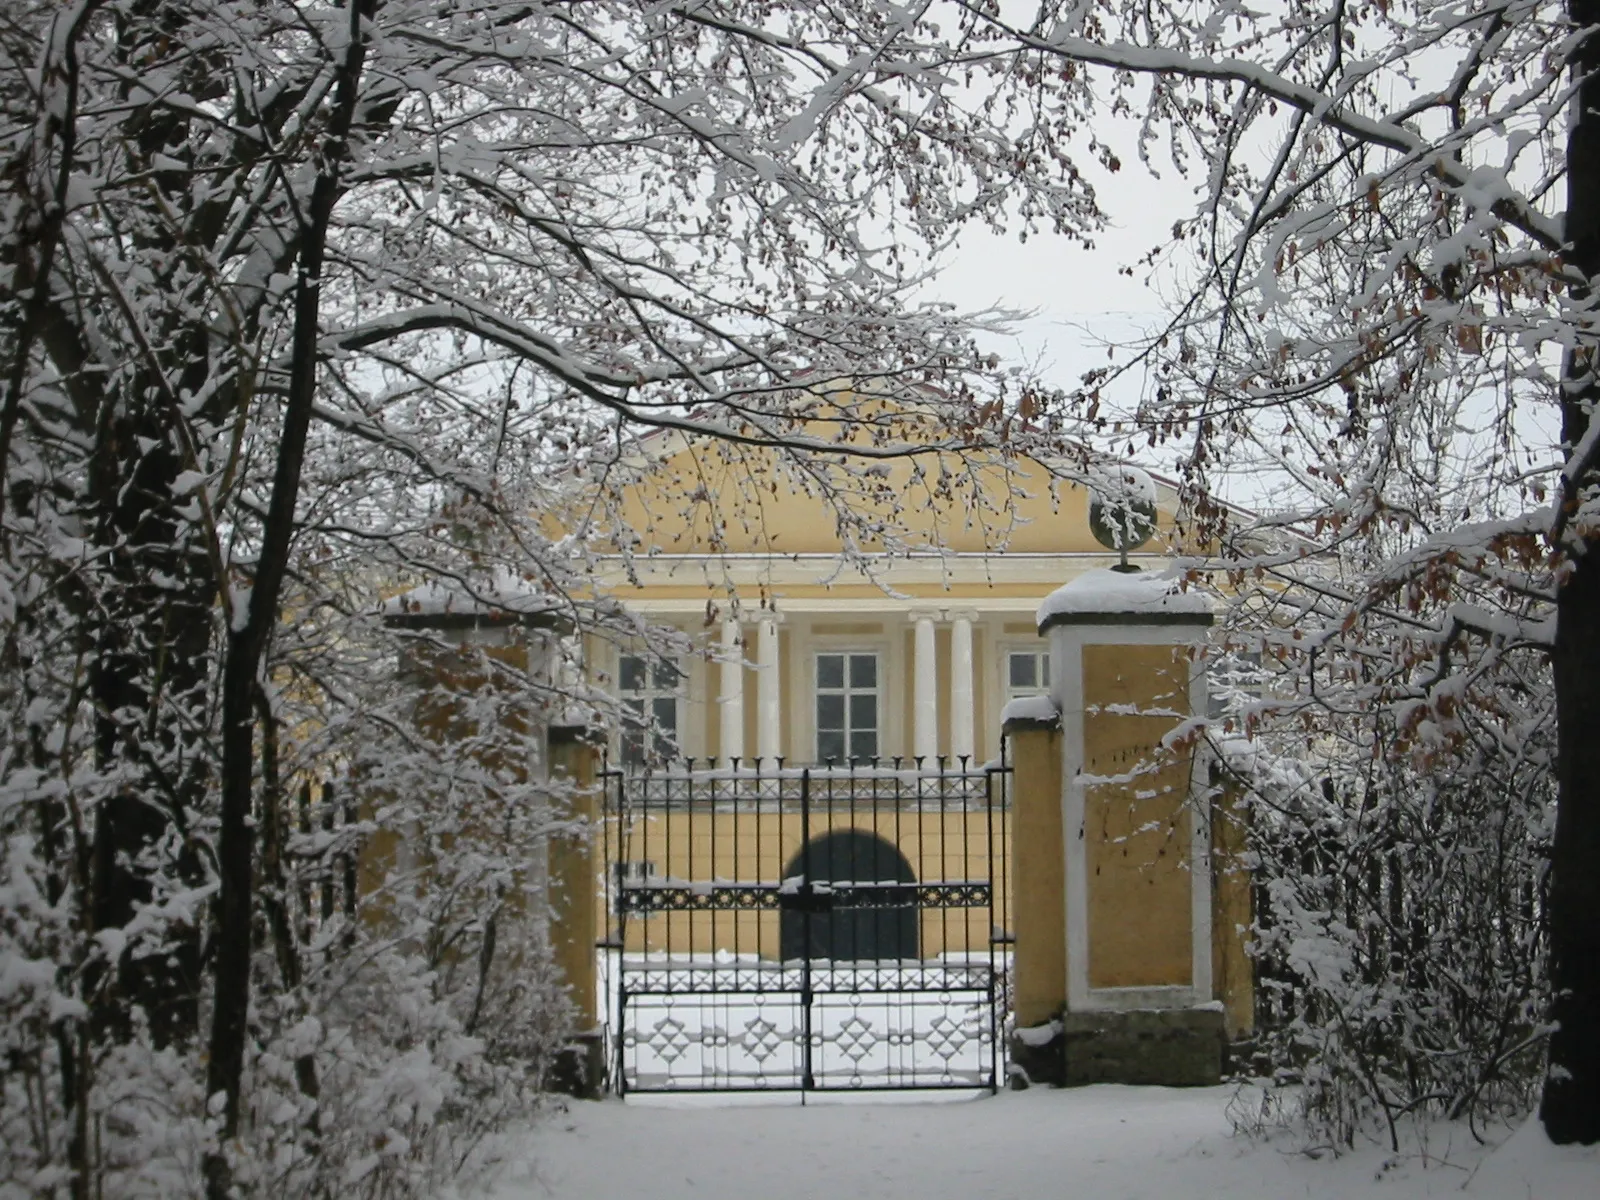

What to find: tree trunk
left=203, top=6, right=372, bottom=1194
left=86, top=396, right=211, bottom=1050
left=0, top=1, right=100, bottom=531
left=1546, top=558, right=1600, bottom=1144
left=1540, top=0, right=1600, bottom=1146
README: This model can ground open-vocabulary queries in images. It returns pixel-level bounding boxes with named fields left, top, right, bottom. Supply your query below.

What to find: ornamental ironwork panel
left=601, top=753, right=1012, bottom=1094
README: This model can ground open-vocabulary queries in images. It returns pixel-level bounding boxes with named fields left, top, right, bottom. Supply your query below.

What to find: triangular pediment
left=603, top=428, right=1188, bottom=559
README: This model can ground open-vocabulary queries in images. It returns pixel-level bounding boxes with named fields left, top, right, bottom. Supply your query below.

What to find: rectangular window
left=1006, top=650, right=1051, bottom=700
left=619, top=653, right=681, bottom=767
left=815, top=651, right=879, bottom=763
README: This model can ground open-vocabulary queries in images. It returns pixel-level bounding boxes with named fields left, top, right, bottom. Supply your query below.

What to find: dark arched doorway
left=780, top=829, right=918, bottom=961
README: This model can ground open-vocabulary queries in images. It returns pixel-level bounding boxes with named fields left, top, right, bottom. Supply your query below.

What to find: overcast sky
left=915, top=117, right=1208, bottom=502
left=921, top=108, right=1196, bottom=409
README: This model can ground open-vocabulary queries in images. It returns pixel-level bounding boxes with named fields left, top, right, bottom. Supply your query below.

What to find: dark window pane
left=849, top=654, right=876, bottom=688
left=652, top=696, right=678, bottom=732
left=1009, top=653, right=1036, bottom=689
left=620, top=654, right=646, bottom=691
left=818, top=730, right=845, bottom=762
left=652, top=727, right=677, bottom=759
left=850, top=692, right=877, bottom=731
left=1041, top=656, right=1051, bottom=687
left=850, top=730, right=878, bottom=761
left=817, top=693, right=845, bottom=730
left=817, top=654, right=844, bottom=689
left=653, top=658, right=681, bottom=689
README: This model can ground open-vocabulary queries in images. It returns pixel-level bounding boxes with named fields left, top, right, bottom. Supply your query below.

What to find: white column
left=950, top=614, right=974, bottom=763
left=719, top=617, right=745, bottom=761
left=912, top=612, right=939, bottom=761
left=756, top=613, right=782, bottom=763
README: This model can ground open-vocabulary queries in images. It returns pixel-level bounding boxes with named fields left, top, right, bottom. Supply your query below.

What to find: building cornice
left=590, top=550, right=1167, bottom=590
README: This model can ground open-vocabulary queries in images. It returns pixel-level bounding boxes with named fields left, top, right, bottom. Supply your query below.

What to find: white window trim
left=995, top=641, right=1053, bottom=752
left=1000, top=644, right=1052, bottom=702
left=611, top=641, right=695, bottom=765
left=790, top=626, right=900, bottom=765
left=812, top=647, right=885, bottom=764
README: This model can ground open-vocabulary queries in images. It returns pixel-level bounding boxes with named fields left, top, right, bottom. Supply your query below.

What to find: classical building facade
left=383, top=424, right=1249, bottom=1094
left=586, top=430, right=1190, bottom=772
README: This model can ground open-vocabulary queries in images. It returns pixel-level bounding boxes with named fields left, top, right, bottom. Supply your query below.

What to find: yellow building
left=568, top=424, right=1245, bottom=1094
left=380, top=417, right=1252, bottom=1095
left=587, top=427, right=1188, bottom=772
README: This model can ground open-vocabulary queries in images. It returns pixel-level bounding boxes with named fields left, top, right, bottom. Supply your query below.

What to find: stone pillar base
left=550, top=1029, right=606, bottom=1099
left=1007, top=1020, right=1065, bottom=1089
left=1059, top=1008, right=1225, bottom=1087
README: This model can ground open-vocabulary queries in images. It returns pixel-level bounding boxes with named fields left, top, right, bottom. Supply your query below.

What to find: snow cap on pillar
left=1036, top=567, right=1213, bottom=633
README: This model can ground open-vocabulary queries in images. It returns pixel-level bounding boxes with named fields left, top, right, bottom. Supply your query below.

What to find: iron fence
left=601, top=753, right=1012, bottom=1094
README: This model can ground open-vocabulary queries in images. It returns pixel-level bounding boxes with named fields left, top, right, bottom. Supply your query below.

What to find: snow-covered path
left=493, top=1085, right=1599, bottom=1200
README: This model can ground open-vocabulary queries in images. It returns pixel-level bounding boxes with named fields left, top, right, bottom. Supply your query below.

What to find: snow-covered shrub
left=204, top=599, right=582, bottom=1198
left=0, top=602, right=578, bottom=1198
left=1217, top=638, right=1553, bottom=1150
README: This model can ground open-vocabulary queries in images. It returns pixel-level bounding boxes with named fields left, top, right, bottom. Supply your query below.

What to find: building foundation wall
left=1059, top=1008, right=1225, bottom=1087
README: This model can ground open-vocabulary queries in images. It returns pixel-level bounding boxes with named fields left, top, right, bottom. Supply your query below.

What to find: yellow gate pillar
left=377, top=593, right=607, bottom=1095
left=372, top=601, right=561, bottom=925
left=1004, top=701, right=1065, bottom=1086
left=1031, top=567, right=1226, bottom=1086
left=547, top=723, right=604, bottom=1096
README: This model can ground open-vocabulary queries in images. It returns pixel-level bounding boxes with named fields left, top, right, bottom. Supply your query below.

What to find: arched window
left=780, top=829, right=917, bottom=962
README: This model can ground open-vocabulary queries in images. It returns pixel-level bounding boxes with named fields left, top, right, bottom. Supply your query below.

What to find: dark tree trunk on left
left=1541, top=0, right=1600, bottom=1147
left=203, top=4, right=373, bottom=1194
left=78, top=0, right=238, bottom=1059
left=86, top=391, right=212, bottom=1049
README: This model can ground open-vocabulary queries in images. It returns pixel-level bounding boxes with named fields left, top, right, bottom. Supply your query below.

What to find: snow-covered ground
left=494, top=1086, right=1600, bottom=1200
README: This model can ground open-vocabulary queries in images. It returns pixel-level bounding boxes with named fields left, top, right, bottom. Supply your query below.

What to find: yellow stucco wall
left=603, top=437, right=1180, bottom=559
left=1008, top=722, right=1066, bottom=1028
left=1081, top=643, right=1196, bottom=991
left=1211, top=779, right=1256, bottom=1036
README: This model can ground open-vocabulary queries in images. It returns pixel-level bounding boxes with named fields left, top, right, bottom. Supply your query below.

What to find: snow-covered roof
left=381, top=573, right=565, bottom=629
left=1037, top=568, right=1213, bottom=631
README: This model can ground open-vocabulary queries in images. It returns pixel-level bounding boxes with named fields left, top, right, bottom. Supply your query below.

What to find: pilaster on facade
left=755, top=610, right=784, bottom=762
left=949, top=613, right=975, bottom=763
left=908, top=610, right=941, bottom=762
left=718, top=616, right=745, bottom=761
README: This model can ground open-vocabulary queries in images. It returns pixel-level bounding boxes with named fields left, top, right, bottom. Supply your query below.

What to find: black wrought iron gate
left=602, top=755, right=1011, bottom=1094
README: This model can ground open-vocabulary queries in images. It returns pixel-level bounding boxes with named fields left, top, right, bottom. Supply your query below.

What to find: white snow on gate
left=599, top=950, right=1006, bottom=1093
